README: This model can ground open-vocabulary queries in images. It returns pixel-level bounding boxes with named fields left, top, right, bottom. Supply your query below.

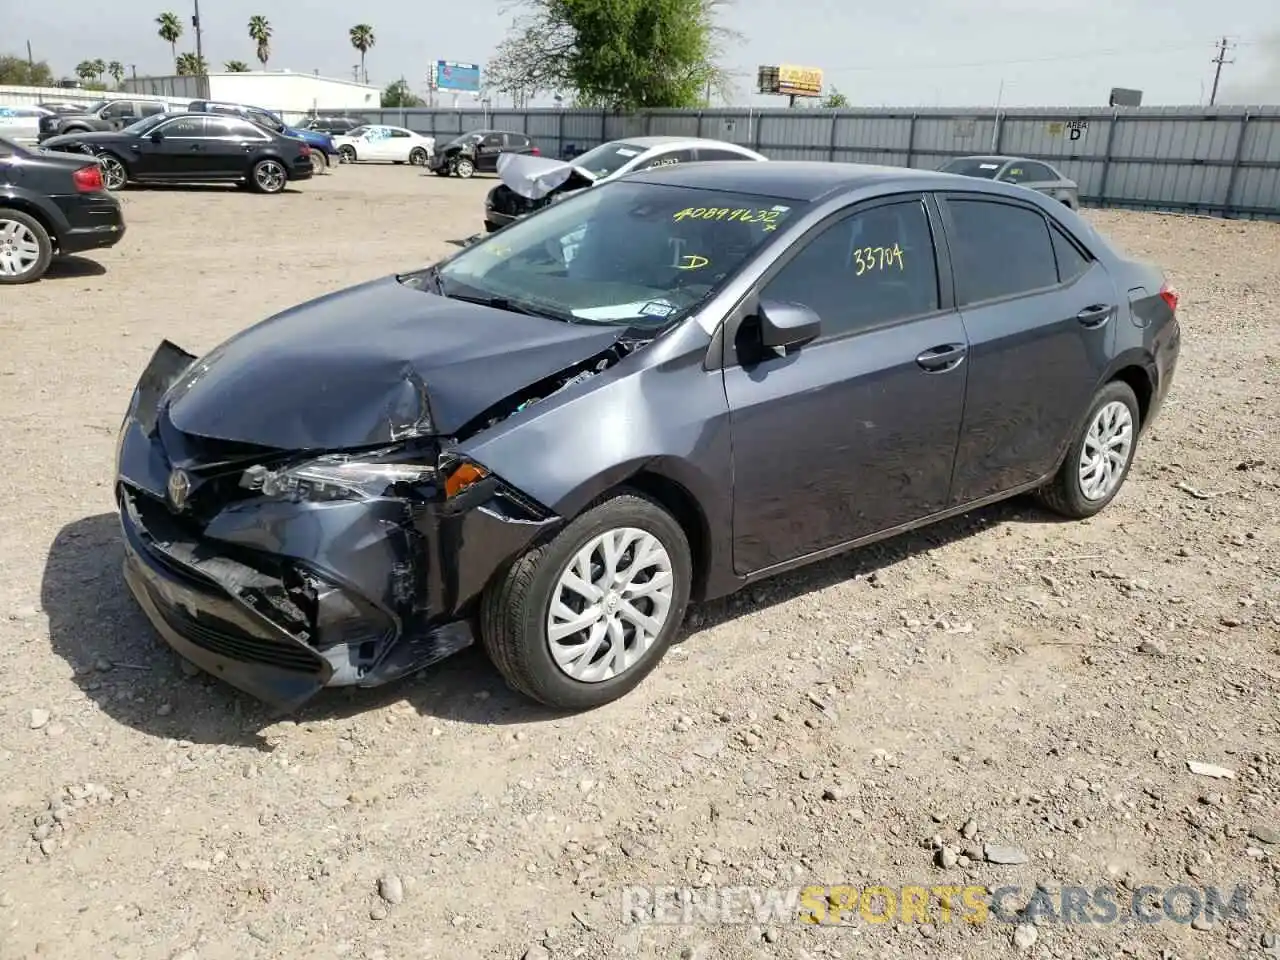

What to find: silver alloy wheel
left=98, top=155, right=126, bottom=190
left=309, top=151, right=326, bottom=176
left=255, top=160, right=286, bottom=193
left=0, top=218, right=42, bottom=278
left=455, top=158, right=475, bottom=178
left=546, top=526, right=675, bottom=683
left=1078, top=400, right=1134, bottom=501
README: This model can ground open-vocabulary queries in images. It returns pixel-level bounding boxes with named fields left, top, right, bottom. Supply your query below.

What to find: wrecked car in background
left=114, top=160, right=1179, bottom=715
left=484, top=136, right=766, bottom=232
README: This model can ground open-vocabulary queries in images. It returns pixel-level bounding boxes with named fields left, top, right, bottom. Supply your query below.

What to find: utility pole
left=1209, top=36, right=1235, bottom=106
left=26, top=40, right=34, bottom=67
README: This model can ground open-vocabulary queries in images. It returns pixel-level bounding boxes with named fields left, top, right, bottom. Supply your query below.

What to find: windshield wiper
left=437, top=280, right=577, bottom=324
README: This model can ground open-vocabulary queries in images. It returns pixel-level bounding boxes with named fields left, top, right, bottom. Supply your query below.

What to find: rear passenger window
left=1050, top=225, right=1090, bottom=284
left=763, top=199, right=939, bottom=340
left=944, top=199, right=1057, bottom=304
left=698, top=148, right=753, bottom=161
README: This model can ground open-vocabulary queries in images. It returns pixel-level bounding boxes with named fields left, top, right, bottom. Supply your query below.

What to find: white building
left=201, top=71, right=380, bottom=119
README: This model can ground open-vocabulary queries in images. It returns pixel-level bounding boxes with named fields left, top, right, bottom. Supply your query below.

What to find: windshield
left=246, top=109, right=285, bottom=133
left=940, top=157, right=1004, bottom=179
left=346, top=125, right=369, bottom=138
left=122, top=113, right=170, bottom=135
left=568, top=141, right=647, bottom=180
left=427, top=180, right=803, bottom=327
left=446, top=132, right=482, bottom=147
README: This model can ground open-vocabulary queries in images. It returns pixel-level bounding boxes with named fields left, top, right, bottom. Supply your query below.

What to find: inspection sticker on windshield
left=640, top=300, right=676, bottom=318
left=616, top=148, right=640, bottom=157
left=979, top=163, right=1000, bottom=169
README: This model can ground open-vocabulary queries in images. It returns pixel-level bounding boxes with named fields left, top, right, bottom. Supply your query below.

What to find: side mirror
left=757, top=299, right=820, bottom=350
left=150, top=131, right=163, bottom=142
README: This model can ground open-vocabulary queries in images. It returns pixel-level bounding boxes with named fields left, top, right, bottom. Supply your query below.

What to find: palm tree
left=75, top=61, right=97, bottom=83
left=224, top=60, right=250, bottom=72
left=349, top=24, right=375, bottom=84
left=156, top=12, right=183, bottom=68
left=175, top=53, right=207, bottom=76
left=108, top=61, right=125, bottom=88
left=248, top=16, right=272, bottom=69
left=90, top=58, right=107, bottom=84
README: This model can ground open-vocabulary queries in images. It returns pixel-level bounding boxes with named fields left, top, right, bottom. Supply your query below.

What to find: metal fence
left=331, top=104, right=1280, bottom=219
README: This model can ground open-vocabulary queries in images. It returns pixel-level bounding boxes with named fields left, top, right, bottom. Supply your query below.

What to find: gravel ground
left=0, top=166, right=1278, bottom=960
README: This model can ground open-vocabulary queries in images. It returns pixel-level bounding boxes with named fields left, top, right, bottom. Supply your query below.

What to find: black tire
left=409, top=147, right=428, bottom=166
left=454, top=157, right=475, bottom=179
left=480, top=493, right=692, bottom=710
left=0, top=208, right=54, bottom=285
left=338, top=145, right=357, bottom=163
left=433, top=167, right=450, bottom=177
left=309, top=151, right=327, bottom=176
left=249, top=158, right=287, bottom=194
left=1035, top=380, right=1140, bottom=519
left=98, top=153, right=129, bottom=191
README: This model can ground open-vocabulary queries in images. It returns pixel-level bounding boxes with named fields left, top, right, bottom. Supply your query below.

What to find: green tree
left=224, top=60, right=251, bottom=72
left=108, top=60, right=125, bottom=87
left=486, top=0, right=736, bottom=110
left=821, top=87, right=849, bottom=108
left=156, top=11, right=183, bottom=68
left=381, top=79, right=423, bottom=107
left=90, top=58, right=107, bottom=83
left=248, top=16, right=272, bottom=68
left=0, top=56, right=56, bottom=86
left=75, top=60, right=98, bottom=82
left=175, top=52, right=207, bottom=76
left=349, top=24, right=375, bottom=84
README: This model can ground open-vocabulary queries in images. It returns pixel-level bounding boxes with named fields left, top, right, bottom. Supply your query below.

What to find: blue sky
left=11, top=0, right=1280, bottom=107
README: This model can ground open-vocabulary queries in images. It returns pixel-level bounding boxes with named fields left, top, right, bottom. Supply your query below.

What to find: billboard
left=434, top=60, right=481, bottom=93
left=757, top=64, right=823, bottom=98
left=1108, top=87, right=1142, bottom=107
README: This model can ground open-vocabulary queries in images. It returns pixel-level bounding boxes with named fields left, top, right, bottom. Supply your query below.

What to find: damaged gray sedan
left=115, top=160, right=1179, bottom=713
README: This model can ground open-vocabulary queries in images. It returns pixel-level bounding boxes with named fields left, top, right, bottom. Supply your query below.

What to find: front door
left=142, top=115, right=218, bottom=179
left=938, top=193, right=1117, bottom=503
left=724, top=195, right=970, bottom=573
left=475, top=133, right=505, bottom=172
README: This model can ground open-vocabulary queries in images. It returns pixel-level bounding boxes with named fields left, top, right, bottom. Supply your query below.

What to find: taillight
left=1159, top=282, right=1179, bottom=313
left=72, top=164, right=104, bottom=192
left=530, top=145, right=540, bottom=156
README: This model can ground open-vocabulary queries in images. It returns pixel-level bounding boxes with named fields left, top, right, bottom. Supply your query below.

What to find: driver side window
left=762, top=199, right=940, bottom=341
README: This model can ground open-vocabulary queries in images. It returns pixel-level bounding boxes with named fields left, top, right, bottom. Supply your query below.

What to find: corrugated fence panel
left=304, top=104, right=1280, bottom=217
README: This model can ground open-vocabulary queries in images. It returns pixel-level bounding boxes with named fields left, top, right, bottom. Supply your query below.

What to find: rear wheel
left=1036, top=381, right=1140, bottom=518
left=454, top=157, right=475, bottom=179
left=409, top=147, right=428, bottom=166
left=97, top=154, right=128, bottom=191
left=480, top=493, right=692, bottom=710
left=309, top=151, right=327, bottom=176
left=250, top=158, right=287, bottom=194
left=0, top=210, right=53, bottom=284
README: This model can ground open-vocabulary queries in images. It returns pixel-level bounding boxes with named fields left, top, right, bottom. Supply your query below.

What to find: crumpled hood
left=163, top=275, right=625, bottom=450
left=497, top=151, right=597, bottom=200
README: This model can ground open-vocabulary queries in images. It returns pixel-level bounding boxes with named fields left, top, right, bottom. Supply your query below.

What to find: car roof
left=611, top=136, right=747, bottom=149
left=625, top=160, right=1005, bottom=203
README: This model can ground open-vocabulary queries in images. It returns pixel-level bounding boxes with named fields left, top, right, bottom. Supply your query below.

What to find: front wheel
left=98, top=153, right=128, bottom=191
left=454, top=157, right=475, bottom=179
left=338, top=145, right=357, bottom=164
left=250, top=158, right=288, bottom=194
left=0, top=210, right=53, bottom=284
left=409, top=147, right=428, bottom=166
left=1035, top=380, right=1140, bottom=518
left=480, top=493, right=692, bottom=710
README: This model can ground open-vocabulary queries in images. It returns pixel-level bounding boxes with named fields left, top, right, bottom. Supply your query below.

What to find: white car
left=332, top=125, right=435, bottom=165
left=0, top=105, right=52, bottom=146
left=485, top=136, right=768, bottom=231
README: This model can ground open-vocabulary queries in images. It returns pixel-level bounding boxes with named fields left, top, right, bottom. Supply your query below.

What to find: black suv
left=428, top=129, right=538, bottom=178
left=37, top=98, right=174, bottom=142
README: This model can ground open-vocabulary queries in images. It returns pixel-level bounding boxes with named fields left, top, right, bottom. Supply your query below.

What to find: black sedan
left=40, top=112, right=313, bottom=194
left=114, top=161, right=1180, bottom=713
left=428, top=129, right=538, bottom=178
left=0, top=136, right=124, bottom=283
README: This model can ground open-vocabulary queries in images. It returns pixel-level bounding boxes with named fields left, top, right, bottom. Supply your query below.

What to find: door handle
left=189, top=144, right=203, bottom=151
left=915, top=343, right=967, bottom=372
left=1076, top=304, right=1114, bottom=328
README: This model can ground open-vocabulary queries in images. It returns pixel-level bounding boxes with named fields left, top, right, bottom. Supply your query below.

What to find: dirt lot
left=0, top=165, right=1278, bottom=960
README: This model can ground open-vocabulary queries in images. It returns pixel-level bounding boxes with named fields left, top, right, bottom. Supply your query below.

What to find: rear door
left=383, top=127, right=414, bottom=161
left=200, top=117, right=266, bottom=178
left=938, top=193, right=1118, bottom=503
left=724, top=194, right=969, bottom=571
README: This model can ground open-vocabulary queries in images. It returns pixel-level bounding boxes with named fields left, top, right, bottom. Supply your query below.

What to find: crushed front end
left=114, top=341, right=562, bottom=712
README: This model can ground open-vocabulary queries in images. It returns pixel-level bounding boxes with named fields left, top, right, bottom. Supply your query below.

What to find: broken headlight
left=240, top=452, right=436, bottom=503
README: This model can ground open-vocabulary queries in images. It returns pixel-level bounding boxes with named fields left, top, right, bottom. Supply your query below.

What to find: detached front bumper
left=114, top=342, right=560, bottom=712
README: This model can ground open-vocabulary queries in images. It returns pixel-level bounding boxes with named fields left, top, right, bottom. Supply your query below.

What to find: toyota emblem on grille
left=167, top=469, right=191, bottom=510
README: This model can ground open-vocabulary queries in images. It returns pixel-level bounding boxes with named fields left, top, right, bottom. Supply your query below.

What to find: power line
left=817, top=38, right=1253, bottom=75
left=1209, top=36, right=1236, bottom=105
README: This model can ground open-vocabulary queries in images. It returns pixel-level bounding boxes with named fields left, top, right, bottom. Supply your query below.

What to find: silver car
left=939, top=155, right=1080, bottom=210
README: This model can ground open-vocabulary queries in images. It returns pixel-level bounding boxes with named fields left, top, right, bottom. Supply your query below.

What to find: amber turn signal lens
left=444, top=462, right=489, bottom=498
